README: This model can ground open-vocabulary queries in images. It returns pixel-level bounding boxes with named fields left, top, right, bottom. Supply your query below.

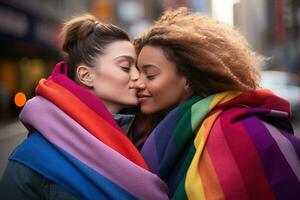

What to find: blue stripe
left=10, top=132, right=137, bottom=200
left=154, top=108, right=179, bottom=163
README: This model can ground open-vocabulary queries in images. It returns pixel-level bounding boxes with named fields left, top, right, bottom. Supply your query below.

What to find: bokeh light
left=14, top=92, right=27, bottom=107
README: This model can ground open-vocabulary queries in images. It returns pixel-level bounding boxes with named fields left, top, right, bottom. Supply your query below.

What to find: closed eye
left=121, top=66, right=130, bottom=72
left=146, top=74, right=157, bottom=80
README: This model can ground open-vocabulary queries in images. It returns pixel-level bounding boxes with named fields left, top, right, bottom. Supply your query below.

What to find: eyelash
left=121, top=66, right=130, bottom=72
left=146, top=75, right=156, bottom=80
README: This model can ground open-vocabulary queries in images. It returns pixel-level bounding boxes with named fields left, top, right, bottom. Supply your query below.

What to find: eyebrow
left=114, top=55, right=135, bottom=62
left=141, top=64, right=158, bottom=69
left=138, top=64, right=161, bottom=73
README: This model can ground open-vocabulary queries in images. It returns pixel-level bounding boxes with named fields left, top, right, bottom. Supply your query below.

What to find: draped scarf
left=141, top=90, right=300, bottom=199
left=10, top=61, right=169, bottom=200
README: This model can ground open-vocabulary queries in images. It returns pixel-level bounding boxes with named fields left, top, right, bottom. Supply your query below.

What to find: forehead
left=103, top=40, right=136, bottom=59
left=137, top=45, right=175, bottom=69
left=138, top=45, right=165, bottom=59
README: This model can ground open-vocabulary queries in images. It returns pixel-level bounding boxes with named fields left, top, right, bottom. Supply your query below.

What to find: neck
left=102, top=101, right=121, bottom=114
left=86, top=88, right=121, bottom=114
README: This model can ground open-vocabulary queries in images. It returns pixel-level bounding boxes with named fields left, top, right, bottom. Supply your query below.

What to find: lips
left=137, top=93, right=151, bottom=103
left=137, top=93, right=151, bottom=98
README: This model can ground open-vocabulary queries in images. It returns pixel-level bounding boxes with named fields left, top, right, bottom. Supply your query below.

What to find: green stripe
left=173, top=174, right=188, bottom=200
left=174, top=95, right=215, bottom=150
left=173, top=95, right=215, bottom=199
left=190, top=95, right=215, bottom=130
left=180, top=145, right=196, bottom=172
left=174, top=97, right=201, bottom=148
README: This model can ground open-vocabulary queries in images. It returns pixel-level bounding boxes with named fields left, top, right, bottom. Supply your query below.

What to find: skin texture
left=77, top=40, right=139, bottom=113
left=135, top=45, right=191, bottom=114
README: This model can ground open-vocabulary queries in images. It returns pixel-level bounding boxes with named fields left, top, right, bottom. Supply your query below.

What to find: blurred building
left=264, top=0, right=300, bottom=74
left=0, top=0, right=91, bottom=121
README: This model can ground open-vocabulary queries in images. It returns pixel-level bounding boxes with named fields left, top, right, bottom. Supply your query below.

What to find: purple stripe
left=50, top=74, right=121, bottom=132
left=156, top=133, right=177, bottom=179
left=141, top=108, right=178, bottom=177
left=141, top=131, right=159, bottom=173
left=245, top=108, right=293, bottom=132
left=20, top=97, right=168, bottom=200
left=242, top=117, right=300, bottom=199
left=282, top=132, right=300, bottom=160
left=263, top=122, right=300, bottom=181
left=268, top=110, right=294, bottom=132
left=154, top=109, right=178, bottom=161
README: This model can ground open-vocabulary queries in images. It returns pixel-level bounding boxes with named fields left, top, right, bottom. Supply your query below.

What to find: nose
left=133, top=78, right=146, bottom=89
left=129, top=67, right=146, bottom=89
left=130, top=67, right=139, bottom=81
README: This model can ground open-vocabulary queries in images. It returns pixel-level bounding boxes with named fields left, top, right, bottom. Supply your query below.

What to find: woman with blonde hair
left=134, top=7, right=300, bottom=199
left=0, top=14, right=168, bottom=199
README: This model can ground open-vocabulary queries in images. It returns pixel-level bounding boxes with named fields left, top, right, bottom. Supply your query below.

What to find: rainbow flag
left=10, top=61, right=169, bottom=199
left=141, top=90, right=300, bottom=199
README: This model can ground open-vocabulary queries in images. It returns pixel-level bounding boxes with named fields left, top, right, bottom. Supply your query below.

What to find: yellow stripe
left=186, top=111, right=222, bottom=200
left=210, top=91, right=240, bottom=110
left=185, top=125, right=206, bottom=200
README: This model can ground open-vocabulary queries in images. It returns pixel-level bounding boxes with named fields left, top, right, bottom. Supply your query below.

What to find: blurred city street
left=0, top=120, right=26, bottom=177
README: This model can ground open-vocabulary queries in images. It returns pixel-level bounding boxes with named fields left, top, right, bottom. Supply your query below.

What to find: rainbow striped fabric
left=10, top=61, right=168, bottom=200
left=141, top=90, right=300, bottom=199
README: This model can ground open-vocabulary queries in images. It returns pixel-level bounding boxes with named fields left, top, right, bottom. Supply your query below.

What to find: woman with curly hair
left=134, top=7, right=300, bottom=199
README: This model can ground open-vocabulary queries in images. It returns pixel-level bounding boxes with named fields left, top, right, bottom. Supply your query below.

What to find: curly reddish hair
left=134, top=7, right=262, bottom=97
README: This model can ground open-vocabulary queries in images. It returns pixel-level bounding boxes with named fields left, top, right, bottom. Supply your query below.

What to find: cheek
left=150, top=78, right=184, bottom=107
left=120, top=73, right=131, bottom=83
left=153, top=76, right=182, bottom=97
left=96, top=67, right=130, bottom=85
left=112, top=68, right=131, bottom=83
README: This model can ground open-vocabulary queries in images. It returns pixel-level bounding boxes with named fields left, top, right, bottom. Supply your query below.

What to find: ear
left=183, top=78, right=192, bottom=95
left=76, top=65, right=94, bottom=87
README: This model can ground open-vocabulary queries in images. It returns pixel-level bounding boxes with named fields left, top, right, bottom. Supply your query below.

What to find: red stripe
left=36, top=79, right=149, bottom=170
left=219, top=108, right=275, bottom=199
left=216, top=90, right=291, bottom=117
left=206, top=118, right=248, bottom=200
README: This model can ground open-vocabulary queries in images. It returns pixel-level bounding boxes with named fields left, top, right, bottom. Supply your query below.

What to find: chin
left=141, top=105, right=156, bottom=114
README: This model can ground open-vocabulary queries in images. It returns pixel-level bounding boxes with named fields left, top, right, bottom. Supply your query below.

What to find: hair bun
left=61, top=14, right=98, bottom=55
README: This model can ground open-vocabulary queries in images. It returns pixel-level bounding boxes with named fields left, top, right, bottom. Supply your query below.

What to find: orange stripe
left=36, top=79, right=148, bottom=169
left=185, top=110, right=222, bottom=199
left=197, top=111, right=224, bottom=199
left=199, top=149, right=224, bottom=200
